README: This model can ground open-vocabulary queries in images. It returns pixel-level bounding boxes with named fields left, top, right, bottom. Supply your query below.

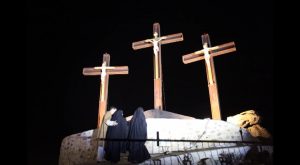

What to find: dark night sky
left=27, top=0, right=273, bottom=164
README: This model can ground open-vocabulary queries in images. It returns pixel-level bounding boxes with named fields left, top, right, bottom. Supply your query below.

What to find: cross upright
left=83, top=53, right=128, bottom=128
left=132, top=22, right=183, bottom=110
left=182, top=34, right=236, bottom=120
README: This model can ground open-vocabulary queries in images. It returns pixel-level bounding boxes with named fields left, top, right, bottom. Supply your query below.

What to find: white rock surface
left=145, top=118, right=257, bottom=154
left=59, top=111, right=263, bottom=165
left=59, top=129, right=99, bottom=165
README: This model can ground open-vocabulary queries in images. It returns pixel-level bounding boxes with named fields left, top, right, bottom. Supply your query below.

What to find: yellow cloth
left=97, top=111, right=112, bottom=147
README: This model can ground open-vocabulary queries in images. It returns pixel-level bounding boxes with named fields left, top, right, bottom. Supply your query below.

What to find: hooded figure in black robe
left=104, top=110, right=129, bottom=163
left=128, top=107, right=151, bottom=163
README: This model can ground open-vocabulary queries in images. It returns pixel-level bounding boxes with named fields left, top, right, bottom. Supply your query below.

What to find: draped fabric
left=104, top=110, right=129, bottom=163
left=127, top=107, right=151, bottom=163
left=97, top=111, right=112, bottom=147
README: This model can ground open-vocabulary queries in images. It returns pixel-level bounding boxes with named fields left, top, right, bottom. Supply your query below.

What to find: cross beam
left=182, top=34, right=236, bottom=120
left=83, top=53, right=128, bottom=128
left=132, top=23, right=183, bottom=110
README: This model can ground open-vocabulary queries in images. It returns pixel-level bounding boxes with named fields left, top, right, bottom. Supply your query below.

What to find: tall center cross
left=132, top=22, right=183, bottom=110
left=182, top=34, right=236, bottom=120
left=83, top=53, right=128, bottom=128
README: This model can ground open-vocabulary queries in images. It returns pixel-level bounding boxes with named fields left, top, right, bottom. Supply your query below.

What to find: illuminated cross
left=83, top=53, right=128, bottom=128
left=132, top=22, right=183, bottom=110
left=182, top=34, right=236, bottom=120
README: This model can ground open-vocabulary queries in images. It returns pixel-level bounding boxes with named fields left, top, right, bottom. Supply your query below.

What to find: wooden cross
left=83, top=53, right=128, bottom=128
left=182, top=34, right=236, bottom=120
left=132, top=22, right=183, bottom=110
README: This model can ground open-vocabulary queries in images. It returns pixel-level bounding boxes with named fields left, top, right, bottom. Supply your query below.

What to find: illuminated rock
left=59, top=110, right=265, bottom=165
left=58, top=129, right=99, bottom=165
left=144, top=118, right=256, bottom=154
left=126, top=109, right=195, bottom=121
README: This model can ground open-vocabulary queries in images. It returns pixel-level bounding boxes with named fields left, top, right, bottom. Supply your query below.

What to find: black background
left=27, top=0, right=273, bottom=164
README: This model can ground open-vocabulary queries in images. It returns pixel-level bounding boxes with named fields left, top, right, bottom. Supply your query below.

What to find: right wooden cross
left=182, top=34, right=236, bottom=120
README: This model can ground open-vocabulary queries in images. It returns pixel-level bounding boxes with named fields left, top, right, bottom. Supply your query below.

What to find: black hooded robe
left=104, top=110, right=129, bottom=163
left=128, top=107, right=151, bottom=163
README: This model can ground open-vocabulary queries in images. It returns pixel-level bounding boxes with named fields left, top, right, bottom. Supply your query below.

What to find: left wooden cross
left=83, top=53, right=129, bottom=128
